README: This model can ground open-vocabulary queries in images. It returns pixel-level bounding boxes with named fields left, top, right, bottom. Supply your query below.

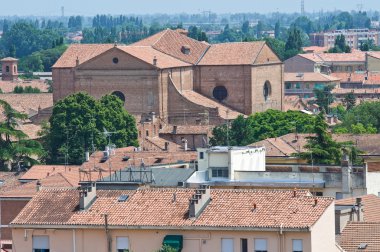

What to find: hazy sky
left=0, top=0, right=377, bottom=16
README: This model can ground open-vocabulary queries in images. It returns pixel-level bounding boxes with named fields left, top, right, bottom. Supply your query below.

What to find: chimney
left=76, top=56, right=80, bottom=66
left=85, top=151, right=90, bottom=162
left=164, top=142, right=169, bottom=151
left=79, top=182, right=97, bottom=210
left=36, top=180, right=41, bottom=192
left=189, top=185, right=211, bottom=218
left=341, top=154, right=352, bottom=195
left=153, top=56, right=157, bottom=66
left=182, top=138, right=188, bottom=151
left=173, top=125, right=177, bottom=134
left=356, top=197, right=364, bottom=221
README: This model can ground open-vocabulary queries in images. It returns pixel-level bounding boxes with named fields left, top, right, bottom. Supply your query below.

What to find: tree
left=298, top=111, right=342, bottom=165
left=187, top=26, right=208, bottom=42
left=210, top=110, right=315, bottom=146
left=314, top=85, right=335, bottom=113
left=0, top=100, right=44, bottom=170
left=242, top=21, right=250, bottom=35
left=284, top=27, right=303, bottom=59
left=328, top=34, right=351, bottom=53
left=47, top=92, right=138, bottom=165
left=274, top=21, right=280, bottom=39
left=343, top=93, right=356, bottom=110
left=155, top=245, right=178, bottom=252
left=256, top=21, right=263, bottom=39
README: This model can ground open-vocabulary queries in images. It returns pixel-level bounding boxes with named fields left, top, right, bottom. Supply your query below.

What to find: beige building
left=11, top=186, right=336, bottom=252
left=53, top=29, right=283, bottom=125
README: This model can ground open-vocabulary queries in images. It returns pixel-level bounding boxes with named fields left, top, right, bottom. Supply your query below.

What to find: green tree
left=256, top=21, right=263, bottom=39
left=48, top=92, right=138, bottom=165
left=314, top=85, right=335, bottom=113
left=274, top=20, right=280, bottom=39
left=210, top=110, right=315, bottom=146
left=155, top=245, right=177, bottom=252
left=351, top=123, right=377, bottom=134
left=242, top=21, right=250, bottom=35
left=343, top=93, right=356, bottom=110
left=298, top=111, right=342, bottom=165
left=328, top=34, right=351, bottom=53
left=284, top=27, right=303, bottom=59
left=0, top=100, right=44, bottom=170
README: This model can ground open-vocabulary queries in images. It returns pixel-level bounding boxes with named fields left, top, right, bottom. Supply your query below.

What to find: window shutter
left=255, top=239, right=267, bottom=250
left=33, top=236, right=49, bottom=249
left=221, top=238, right=234, bottom=252
left=293, top=239, right=303, bottom=251
left=117, top=237, right=129, bottom=250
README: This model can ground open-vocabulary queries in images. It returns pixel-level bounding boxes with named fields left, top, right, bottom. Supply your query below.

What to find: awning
left=163, top=235, right=183, bottom=252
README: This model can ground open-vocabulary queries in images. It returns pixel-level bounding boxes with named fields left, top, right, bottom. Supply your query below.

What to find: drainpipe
left=104, top=214, right=111, bottom=252
left=72, top=229, right=76, bottom=252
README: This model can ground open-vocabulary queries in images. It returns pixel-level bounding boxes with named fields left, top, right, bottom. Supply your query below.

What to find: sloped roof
left=0, top=80, right=49, bottom=93
left=331, top=72, right=380, bottom=85
left=117, top=46, right=191, bottom=69
left=12, top=188, right=333, bottom=230
left=340, top=222, right=380, bottom=252
left=0, top=57, right=18, bottom=62
left=181, top=90, right=241, bottom=119
left=251, top=137, right=298, bottom=156
left=299, top=51, right=366, bottom=63
left=336, top=194, right=380, bottom=222
left=53, top=44, right=114, bottom=68
left=131, top=29, right=210, bottom=64
left=284, top=72, right=341, bottom=82
left=198, top=41, right=266, bottom=65
left=20, top=165, right=80, bottom=181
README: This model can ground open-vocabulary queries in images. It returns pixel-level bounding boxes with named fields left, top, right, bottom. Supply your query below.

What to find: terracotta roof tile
left=331, top=72, right=380, bottom=85
left=132, top=29, right=210, bottom=64
left=0, top=80, right=49, bottom=93
left=53, top=44, right=114, bottom=68
left=12, top=188, right=333, bottom=229
left=285, top=72, right=341, bottom=82
left=340, top=222, right=380, bottom=252
left=160, top=125, right=209, bottom=135
left=181, top=90, right=241, bottom=119
left=251, top=137, right=298, bottom=156
left=20, top=165, right=80, bottom=181
left=198, top=42, right=266, bottom=65
left=299, top=51, right=366, bottom=63
left=336, top=194, right=380, bottom=222
left=117, top=46, right=191, bottom=69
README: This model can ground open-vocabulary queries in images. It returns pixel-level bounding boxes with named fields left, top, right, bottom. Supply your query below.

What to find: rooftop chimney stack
left=153, top=56, right=157, bottom=66
left=189, top=185, right=211, bottom=218
left=79, top=182, right=97, bottom=210
left=76, top=56, right=80, bottom=66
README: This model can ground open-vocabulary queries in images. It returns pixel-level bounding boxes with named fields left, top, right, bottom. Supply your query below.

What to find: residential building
left=187, top=144, right=380, bottom=199
left=310, top=29, right=380, bottom=50
left=284, top=72, right=341, bottom=98
left=284, top=51, right=366, bottom=74
left=53, top=29, right=284, bottom=125
left=335, top=195, right=380, bottom=251
left=11, top=186, right=336, bottom=252
left=366, top=51, right=380, bottom=72
left=331, top=72, right=380, bottom=89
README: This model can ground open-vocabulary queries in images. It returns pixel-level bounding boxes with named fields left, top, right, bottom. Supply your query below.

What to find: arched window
left=263, top=81, right=271, bottom=101
left=213, top=86, right=228, bottom=101
left=5, top=66, right=9, bottom=73
left=111, top=91, right=125, bottom=103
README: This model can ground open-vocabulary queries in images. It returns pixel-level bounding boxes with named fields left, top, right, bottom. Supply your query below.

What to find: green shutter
left=163, top=235, right=183, bottom=252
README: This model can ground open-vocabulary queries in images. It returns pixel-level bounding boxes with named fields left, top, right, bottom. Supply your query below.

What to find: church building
left=53, top=29, right=283, bottom=125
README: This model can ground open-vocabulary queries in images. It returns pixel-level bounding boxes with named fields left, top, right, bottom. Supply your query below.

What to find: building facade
left=52, top=29, right=284, bottom=125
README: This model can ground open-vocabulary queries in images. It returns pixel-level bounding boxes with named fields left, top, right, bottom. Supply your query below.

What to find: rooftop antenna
left=357, top=2, right=364, bottom=12
left=103, top=127, right=117, bottom=147
left=301, top=0, right=305, bottom=15
left=103, top=127, right=117, bottom=179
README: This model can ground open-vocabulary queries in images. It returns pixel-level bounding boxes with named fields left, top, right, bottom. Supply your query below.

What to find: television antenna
left=103, top=127, right=117, bottom=146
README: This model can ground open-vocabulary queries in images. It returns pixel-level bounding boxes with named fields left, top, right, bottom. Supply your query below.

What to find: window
left=285, top=82, right=292, bottom=89
left=292, top=239, right=303, bottom=252
left=212, top=168, right=228, bottom=178
left=116, top=237, right=129, bottom=252
left=213, top=86, right=228, bottom=101
left=295, top=83, right=301, bottom=89
left=263, top=81, right=271, bottom=101
left=14, top=65, right=16, bottom=73
left=199, top=152, right=204, bottom=159
left=240, top=238, right=247, bottom=252
left=111, top=91, right=125, bottom=103
left=113, top=57, right=119, bottom=64
left=221, top=238, right=234, bottom=252
left=146, top=130, right=149, bottom=137
left=305, top=83, right=310, bottom=89
left=254, top=239, right=267, bottom=252
left=33, top=236, right=49, bottom=252
left=5, top=66, right=9, bottom=73
left=336, top=192, right=343, bottom=200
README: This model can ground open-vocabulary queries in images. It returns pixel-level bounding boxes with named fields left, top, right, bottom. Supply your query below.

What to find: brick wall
left=0, top=199, right=29, bottom=240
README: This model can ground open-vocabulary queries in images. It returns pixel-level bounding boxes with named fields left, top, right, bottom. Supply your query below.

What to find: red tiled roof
left=198, top=42, right=266, bottom=65
left=0, top=80, right=49, bottom=93
left=117, top=46, right=191, bottom=69
left=181, top=90, right=241, bottom=119
left=251, top=137, right=298, bottom=156
left=331, top=72, right=380, bottom=85
left=285, top=72, right=341, bottom=82
left=340, top=222, right=380, bottom=252
left=52, top=44, right=114, bottom=68
left=12, top=188, right=333, bottom=229
left=0, top=93, right=52, bottom=115
left=299, top=51, right=366, bottom=63
left=336, top=194, right=380, bottom=222
left=160, top=125, right=209, bottom=135
left=20, top=165, right=80, bottom=181
left=131, top=29, right=210, bottom=64
left=302, top=46, right=328, bottom=53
